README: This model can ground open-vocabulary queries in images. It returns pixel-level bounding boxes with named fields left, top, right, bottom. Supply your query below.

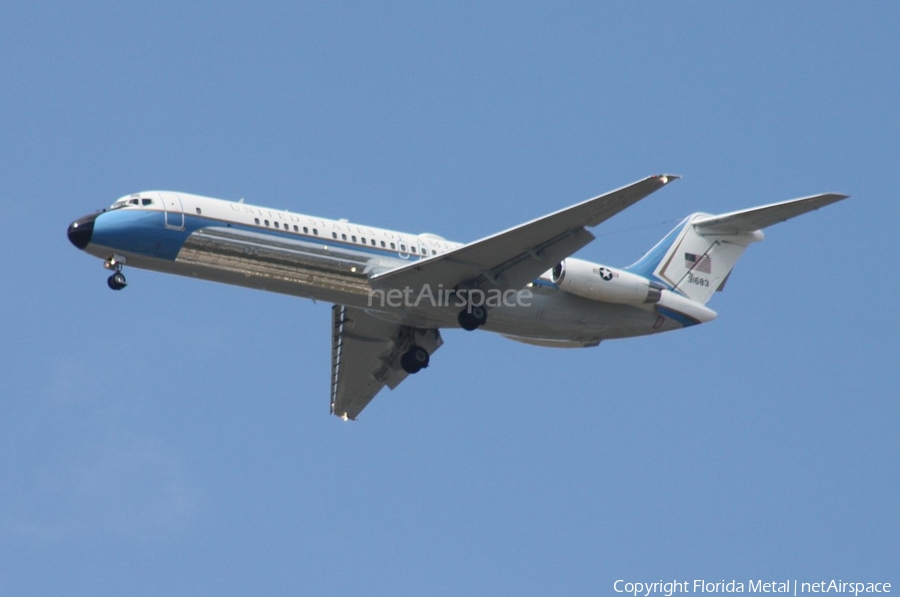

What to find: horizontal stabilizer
left=641, top=191, right=849, bottom=305
left=693, top=193, right=848, bottom=234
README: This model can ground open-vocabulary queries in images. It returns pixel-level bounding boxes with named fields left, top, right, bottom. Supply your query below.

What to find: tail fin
left=626, top=192, right=848, bottom=305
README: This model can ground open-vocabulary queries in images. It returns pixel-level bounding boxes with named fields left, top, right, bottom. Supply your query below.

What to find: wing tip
left=654, top=173, right=682, bottom=184
left=332, top=409, right=357, bottom=422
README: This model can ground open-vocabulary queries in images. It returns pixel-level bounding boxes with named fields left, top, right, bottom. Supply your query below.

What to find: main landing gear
left=104, top=255, right=127, bottom=291
left=400, top=345, right=430, bottom=374
left=457, top=305, right=487, bottom=331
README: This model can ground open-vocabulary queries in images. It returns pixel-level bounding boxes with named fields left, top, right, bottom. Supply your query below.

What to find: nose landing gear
left=104, top=255, right=127, bottom=291
left=107, top=272, right=127, bottom=290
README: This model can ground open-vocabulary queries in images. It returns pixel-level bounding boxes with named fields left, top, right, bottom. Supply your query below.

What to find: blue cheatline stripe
left=90, top=208, right=431, bottom=262
left=211, top=216, right=417, bottom=260
left=624, top=216, right=691, bottom=281
left=656, top=306, right=700, bottom=327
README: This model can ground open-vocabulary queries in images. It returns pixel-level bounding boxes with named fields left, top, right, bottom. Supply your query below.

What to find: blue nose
left=67, top=213, right=98, bottom=249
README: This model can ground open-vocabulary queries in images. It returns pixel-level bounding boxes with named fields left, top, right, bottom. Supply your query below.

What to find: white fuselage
left=69, top=191, right=691, bottom=347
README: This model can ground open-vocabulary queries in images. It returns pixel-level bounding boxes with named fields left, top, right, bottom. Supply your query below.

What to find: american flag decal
left=685, top=252, right=712, bottom=274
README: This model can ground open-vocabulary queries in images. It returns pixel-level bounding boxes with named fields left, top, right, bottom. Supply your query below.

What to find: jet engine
left=550, top=258, right=662, bottom=305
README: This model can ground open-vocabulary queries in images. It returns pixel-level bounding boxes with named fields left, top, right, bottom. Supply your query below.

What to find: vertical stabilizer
left=626, top=192, right=848, bottom=306
left=652, top=215, right=762, bottom=304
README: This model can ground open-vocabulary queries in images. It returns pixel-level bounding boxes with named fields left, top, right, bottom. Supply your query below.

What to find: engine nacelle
left=551, top=258, right=661, bottom=305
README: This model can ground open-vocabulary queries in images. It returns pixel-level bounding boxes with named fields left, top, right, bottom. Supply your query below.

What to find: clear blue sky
left=1, top=3, right=897, bottom=595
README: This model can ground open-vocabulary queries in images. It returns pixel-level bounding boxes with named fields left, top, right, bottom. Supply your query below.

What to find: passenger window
left=411, top=246, right=417, bottom=254
left=332, top=232, right=337, bottom=239
left=342, top=234, right=347, bottom=241
left=361, top=237, right=366, bottom=244
left=274, top=222, right=279, bottom=229
left=293, top=225, right=298, bottom=232
left=371, top=239, right=376, bottom=246
left=351, top=236, right=357, bottom=243
left=390, top=242, right=396, bottom=249
left=432, top=250, right=437, bottom=255
left=255, top=218, right=260, bottom=225
left=380, top=241, right=386, bottom=248
left=400, top=244, right=407, bottom=252
left=303, top=227, right=308, bottom=234
left=265, top=220, right=270, bottom=227
left=196, top=208, right=202, bottom=215
left=313, top=229, right=318, bottom=235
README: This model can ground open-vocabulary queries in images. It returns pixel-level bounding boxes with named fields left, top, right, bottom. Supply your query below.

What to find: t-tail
left=626, top=192, right=848, bottom=305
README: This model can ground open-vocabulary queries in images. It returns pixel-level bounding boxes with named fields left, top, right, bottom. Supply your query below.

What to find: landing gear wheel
left=107, top=272, right=127, bottom=291
left=104, top=255, right=128, bottom=291
left=400, top=346, right=430, bottom=374
left=457, top=305, right=487, bottom=331
left=470, top=305, right=487, bottom=325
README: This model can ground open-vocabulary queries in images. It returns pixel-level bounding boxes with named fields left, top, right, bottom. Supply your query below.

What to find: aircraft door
left=160, top=192, right=185, bottom=229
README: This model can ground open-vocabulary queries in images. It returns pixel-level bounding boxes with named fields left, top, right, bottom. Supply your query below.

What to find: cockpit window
left=111, top=196, right=152, bottom=210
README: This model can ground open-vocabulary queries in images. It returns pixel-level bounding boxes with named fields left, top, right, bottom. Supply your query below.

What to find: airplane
left=67, top=175, right=848, bottom=419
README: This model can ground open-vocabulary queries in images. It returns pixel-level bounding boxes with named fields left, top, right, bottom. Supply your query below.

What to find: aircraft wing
left=370, top=174, right=678, bottom=293
left=330, top=305, right=442, bottom=420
